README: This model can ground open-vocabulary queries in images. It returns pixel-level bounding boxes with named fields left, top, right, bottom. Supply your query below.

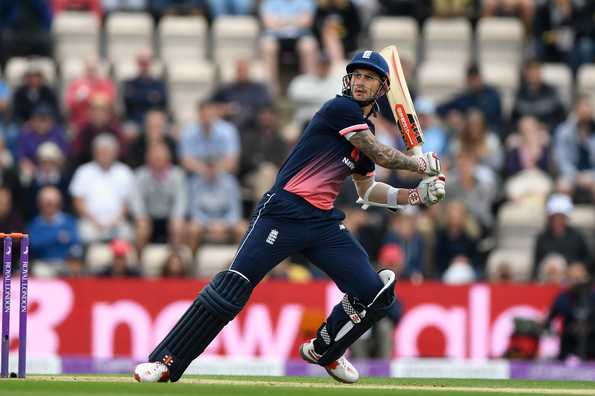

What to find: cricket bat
left=379, top=45, right=424, bottom=156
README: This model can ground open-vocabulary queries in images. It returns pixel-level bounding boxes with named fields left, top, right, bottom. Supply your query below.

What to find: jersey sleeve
left=319, top=97, right=369, bottom=140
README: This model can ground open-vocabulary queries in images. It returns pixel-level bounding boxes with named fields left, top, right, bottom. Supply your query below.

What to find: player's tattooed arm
left=349, top=130, right=418, bottom=171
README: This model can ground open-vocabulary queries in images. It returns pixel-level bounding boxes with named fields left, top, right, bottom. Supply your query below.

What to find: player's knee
left=197, top=270, right=253, bottom=322
left=366, top=269, right=396, bottom=319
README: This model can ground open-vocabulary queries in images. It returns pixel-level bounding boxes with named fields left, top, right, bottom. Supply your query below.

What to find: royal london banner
left=4, top=279, right=561, bottom=360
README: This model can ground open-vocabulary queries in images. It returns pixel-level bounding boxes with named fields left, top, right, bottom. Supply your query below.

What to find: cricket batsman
left=135, top=50, right=446, bottom=384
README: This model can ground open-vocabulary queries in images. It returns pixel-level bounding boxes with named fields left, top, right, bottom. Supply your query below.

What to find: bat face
left=380, top=45, right=424, bottom=155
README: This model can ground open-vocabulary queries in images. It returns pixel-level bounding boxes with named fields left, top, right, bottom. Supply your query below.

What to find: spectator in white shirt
left=69, top=134, right=139, bottom=244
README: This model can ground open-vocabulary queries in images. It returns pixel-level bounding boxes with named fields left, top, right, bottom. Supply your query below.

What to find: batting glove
left=408, top=174, right=446, bottom=206
left=415, top=152, right=441, bottom=176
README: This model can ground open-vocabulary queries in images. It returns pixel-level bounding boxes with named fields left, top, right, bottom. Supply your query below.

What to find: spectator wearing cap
left=12, top=64, right=60, bottom=123
left=442, top=256, right=476, bottom=284
left=533, top=194, right=591, bottom=279
left=28, top=186, right=80, bottom=277
left=69, top=134, right=139, bottom=244
left=376, top=243, right=403, bottom=273
left=65, top=56, right=117, bottom=131
left=437, top=63, right=503, bottom=136
left=21, top=142, right=72, bottom=221
left=123, top=51, right=168, bottom=125
left=187, top=158, right=246, bottom=253
left=179, top=100, right=240, bottom=176
left=211, top=57, right=273, bottom=130
left=414, top=97, right=448, bottom=158
left=97, top=239, right=141, bottom=277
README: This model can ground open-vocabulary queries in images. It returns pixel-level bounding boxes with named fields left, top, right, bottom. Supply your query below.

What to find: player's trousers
left=230, top=188, right=384, bottom=303
left=149, top=188, right=386, bottom=380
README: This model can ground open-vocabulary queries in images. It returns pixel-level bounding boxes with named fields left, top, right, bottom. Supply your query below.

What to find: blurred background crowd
left=0, top=0, right=594, bottom=291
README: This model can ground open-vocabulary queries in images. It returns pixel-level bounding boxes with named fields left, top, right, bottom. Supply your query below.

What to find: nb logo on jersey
left=339, top=224, right=346, bottom=230
left=266, top=229, right=279, bottom=245
left=342, top=157, right=355, bottom=170
left=362, top=51, right=373, bottom=59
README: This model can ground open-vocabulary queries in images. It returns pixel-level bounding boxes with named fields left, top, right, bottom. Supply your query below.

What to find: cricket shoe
left=133, top=362, right=170, bottom=382
left=299, top=339, right=359, bottom=384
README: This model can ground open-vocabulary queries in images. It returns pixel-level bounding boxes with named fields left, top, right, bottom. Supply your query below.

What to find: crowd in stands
left=0, top=0, right=594, bottom=289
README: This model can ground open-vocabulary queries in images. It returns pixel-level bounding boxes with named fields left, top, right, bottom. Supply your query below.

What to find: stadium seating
left=106, top=12, right=154, bottom=63
left=577, top=64, right=595, bottom=112
left=477, top=17, right=525, bottom=68
left=423, top=17, right=472, bottom=66
left=195, top=244, right=238, bottom=278
left=5, top=57, right=31, bottom=88
left=496, top=202, right=545, bottom=250
left=541, top=63, right=573, bottom=108
left=52, top=11, right=100, bottom=62
left=369, top=17, right=419, bottom=64
left=486, top=248, right=533, bottom=281
left=212, top=16, right=260, bottom=64
left=417, top=60, right=466, bottom=103
left=167, top=60, right=216, bottom=123
left=86, top=243, right=114, bottom=272
left=158, top=16, right=208, bottom=63
left=480, top=62, right=519, bottom=117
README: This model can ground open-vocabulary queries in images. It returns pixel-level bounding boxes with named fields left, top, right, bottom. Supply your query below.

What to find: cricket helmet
left=343, top=50, right=390, bottom=113
left=346, top=50, right=390, bottom=83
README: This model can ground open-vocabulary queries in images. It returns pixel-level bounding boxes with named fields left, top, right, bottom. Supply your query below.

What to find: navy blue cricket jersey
left=273, top=95, right=375, bottom=210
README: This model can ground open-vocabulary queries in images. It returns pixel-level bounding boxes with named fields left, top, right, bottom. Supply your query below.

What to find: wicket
left=1, top=232, right=28, bottom=379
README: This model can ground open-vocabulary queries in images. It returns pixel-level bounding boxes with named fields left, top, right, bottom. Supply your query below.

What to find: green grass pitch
left=0, top=375, right=594, bottom=396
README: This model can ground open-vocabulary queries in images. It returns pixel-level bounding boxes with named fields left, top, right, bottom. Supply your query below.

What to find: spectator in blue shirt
left=28, top=186, right=80, bottom=277
left=187, top=158, right=246, bottom=252
left=123, top=51, right=169, bottom=125
left=260, top=0, right=318, bottom=96
left=208, top=0, right=253, bottom=17
left=382, top=207, right=425, bottom=283
left=179, top=100, right=240, bottom=175
left=437, top=63, right=503, bottom=136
